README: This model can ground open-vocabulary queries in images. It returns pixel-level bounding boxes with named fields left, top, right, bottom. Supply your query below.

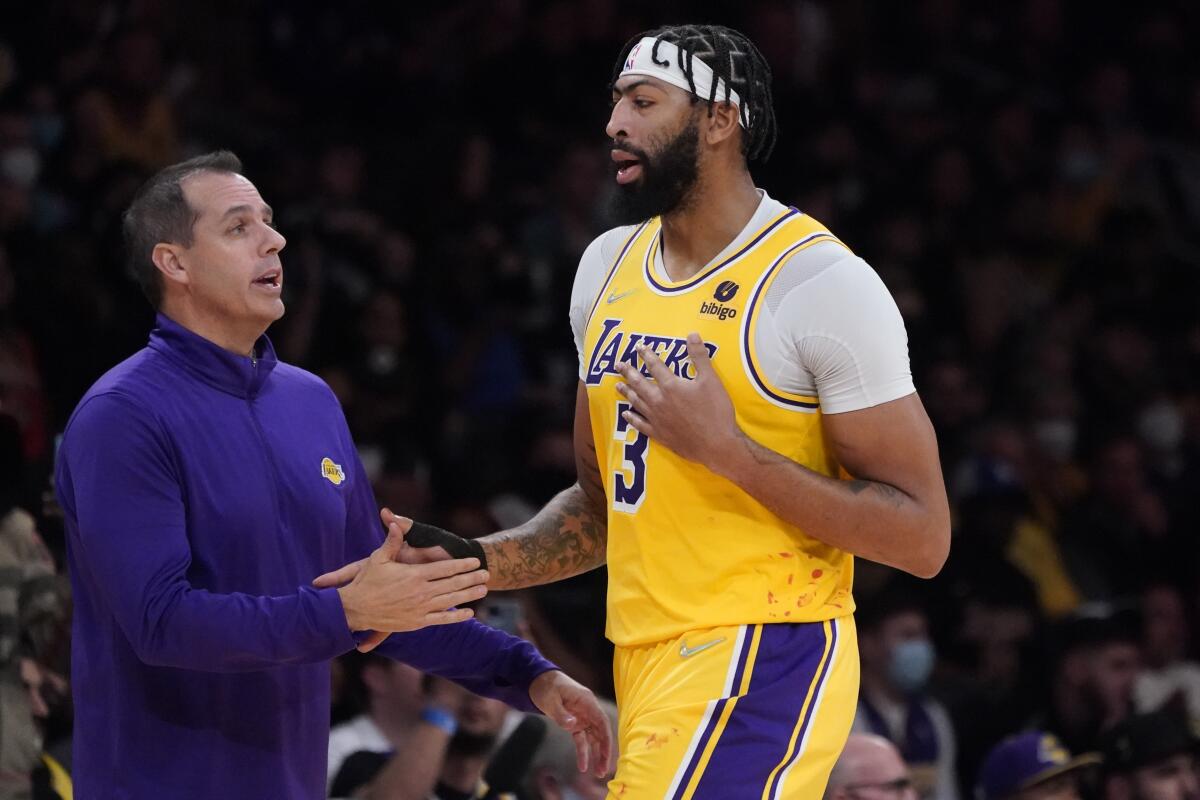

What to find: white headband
left=619, top=37, right=749, bottom=128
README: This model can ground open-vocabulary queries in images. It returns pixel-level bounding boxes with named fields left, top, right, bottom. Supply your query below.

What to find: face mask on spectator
left=889, top=639, right=935, bottom=694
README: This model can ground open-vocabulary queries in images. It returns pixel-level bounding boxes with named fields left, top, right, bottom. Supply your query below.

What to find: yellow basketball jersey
left=582, top=208, right=857, bottom=647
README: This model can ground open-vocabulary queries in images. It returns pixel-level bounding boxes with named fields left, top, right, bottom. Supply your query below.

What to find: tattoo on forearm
left=485, top=484, right=608, bottom=588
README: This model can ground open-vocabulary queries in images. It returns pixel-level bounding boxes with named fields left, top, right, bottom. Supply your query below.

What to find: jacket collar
left=148, top=313, right=278, bottom=398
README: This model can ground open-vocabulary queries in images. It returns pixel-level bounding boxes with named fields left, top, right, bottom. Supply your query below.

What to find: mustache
left=611, top=140, right=652, bottom=165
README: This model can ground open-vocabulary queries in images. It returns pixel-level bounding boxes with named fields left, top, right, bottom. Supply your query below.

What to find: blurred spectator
left=975, top=731, right=1099, bottom=800
left=1099, top=710, right=1199, bottom=800
left=0, top=247, right=49, bottom=463
left=936, top=565, right=1045, bottom=797
left=1039, top=611, right=1142, bottom=756
left=1060, top=437, right=1174, bottom=601
left=521, top=698, right=617, bottom=800
left=327, top=656, right=484, bottom=799
left=853, top=583, right=960, bottom=800
left=74, top=28, right=179, bottom=170
left=1133, top=582, right=1200, bottom=726
left=823, top=733, right=917, bottom=800
left=0, top=414, right=64, bottom=799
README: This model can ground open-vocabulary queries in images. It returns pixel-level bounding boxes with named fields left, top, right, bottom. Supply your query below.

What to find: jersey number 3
left=613, top=401, right=648, bottom=513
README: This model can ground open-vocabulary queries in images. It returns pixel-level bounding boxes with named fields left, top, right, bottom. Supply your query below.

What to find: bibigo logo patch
left=321, top=457, right=345, bottom=486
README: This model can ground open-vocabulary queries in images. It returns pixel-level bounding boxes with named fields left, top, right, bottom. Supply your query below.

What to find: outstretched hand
left=313, top=507, right=458, bottom=590
left=333, top=519, right=488, bottom=651
left=615, top=333, right=741, bottom=469
left=528, top=671, right=614, bottom=778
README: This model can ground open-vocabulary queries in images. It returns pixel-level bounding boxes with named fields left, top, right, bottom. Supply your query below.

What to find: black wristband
left=406, top=522, right=488, bottom=572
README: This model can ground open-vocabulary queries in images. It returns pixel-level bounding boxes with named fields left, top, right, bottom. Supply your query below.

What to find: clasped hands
left=314, top=516, right=613, bottom=777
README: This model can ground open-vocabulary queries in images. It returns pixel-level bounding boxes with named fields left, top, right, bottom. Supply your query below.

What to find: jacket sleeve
left=372, top=621, right=558, bottom=712
left=57, top=393, right=356, bottom=672
left=331, top=407, right=559, bottom=712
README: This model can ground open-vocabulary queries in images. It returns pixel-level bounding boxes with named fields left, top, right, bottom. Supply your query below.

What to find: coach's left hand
left=528, top=670, right=613, bottom=777
left=615, top=333, right=741, bottom=469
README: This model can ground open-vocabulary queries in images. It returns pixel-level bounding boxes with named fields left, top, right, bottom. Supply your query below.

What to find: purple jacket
left=56, top=314, right=555, bottom=799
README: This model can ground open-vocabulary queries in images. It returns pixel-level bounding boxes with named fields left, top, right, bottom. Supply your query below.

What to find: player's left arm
left=616, top=336, right=950, bottom=578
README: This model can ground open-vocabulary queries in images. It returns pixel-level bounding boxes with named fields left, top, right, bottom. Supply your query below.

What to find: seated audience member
left=328, top=656, right=513, bottom=799
left=1134, top=581, right=1200, bottom=725
left=976, top=731, right=1099, bottom=800
left=522, top=698, right=617, bottom=800
left=823, top=733, right=917, bottom=800
left=0, top=414, right=65, bottom=800
left=853, top=582, right=960, bottom=799
left=1100, top=710, right=1199, bottom=800
left=1040, top=610, right=1142, bottom=755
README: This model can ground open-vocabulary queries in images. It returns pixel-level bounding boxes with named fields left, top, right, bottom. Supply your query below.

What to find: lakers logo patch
left=321, top=457, right=345, bottom=486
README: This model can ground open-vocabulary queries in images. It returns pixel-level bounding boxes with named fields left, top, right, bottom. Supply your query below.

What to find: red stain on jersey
left=778, top=552, right=794, bottom=558
left=787, top=574, right=794, bottom=585
left=767, top=591, right=777, bottom=604
left=811, top=569, right=823, bottom=579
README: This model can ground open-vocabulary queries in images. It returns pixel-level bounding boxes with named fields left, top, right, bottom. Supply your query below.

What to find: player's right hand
left=336, top=521, right=489, bottom=636
left=382, top=507, right=455, bottom=564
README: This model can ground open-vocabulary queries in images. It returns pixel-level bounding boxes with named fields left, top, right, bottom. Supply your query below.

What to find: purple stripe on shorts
left=669, top=627, right=758, bottom=800
left=689, top=621, right=835, bottom=800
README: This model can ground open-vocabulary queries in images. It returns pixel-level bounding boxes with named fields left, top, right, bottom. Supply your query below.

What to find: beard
left=606, top=114, right=702, bottom=226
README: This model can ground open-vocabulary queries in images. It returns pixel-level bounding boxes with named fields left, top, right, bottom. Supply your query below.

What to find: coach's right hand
left=337, top=519, right=489, bottom=635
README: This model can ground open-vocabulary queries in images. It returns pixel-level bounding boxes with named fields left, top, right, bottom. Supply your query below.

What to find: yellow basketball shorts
left=608, top=617, right=858, bottom=799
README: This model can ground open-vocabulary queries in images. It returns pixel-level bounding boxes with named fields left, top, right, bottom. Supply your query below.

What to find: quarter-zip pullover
left=56, top=314, right=555, bottom=799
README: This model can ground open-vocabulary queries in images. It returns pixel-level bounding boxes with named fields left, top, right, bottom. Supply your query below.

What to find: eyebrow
left=219, top=204, right=273, bottom=221
left=611, top=79, right=660, bottom=96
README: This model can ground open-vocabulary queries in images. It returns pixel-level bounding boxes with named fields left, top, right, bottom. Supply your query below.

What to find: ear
left=534, top=770, right=562, bottom=799
left=152, top=242, right=190, bottom=289
left=704, top=100, right=743, bottom=148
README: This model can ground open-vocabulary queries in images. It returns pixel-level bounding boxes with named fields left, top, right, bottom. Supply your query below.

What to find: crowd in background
left=1, top=0, right=1198, bottom=798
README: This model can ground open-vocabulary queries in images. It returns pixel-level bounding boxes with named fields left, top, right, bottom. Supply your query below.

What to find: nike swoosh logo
left=679, top=637, right=726, bottom=658
left=607, top=289, right=637, bottom=304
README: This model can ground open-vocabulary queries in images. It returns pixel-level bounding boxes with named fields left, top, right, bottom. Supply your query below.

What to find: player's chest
left=583, top=267, right=754, bottom=389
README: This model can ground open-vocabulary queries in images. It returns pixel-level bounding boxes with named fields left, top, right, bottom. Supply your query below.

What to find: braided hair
left=611, top=24, right=778, bottom=162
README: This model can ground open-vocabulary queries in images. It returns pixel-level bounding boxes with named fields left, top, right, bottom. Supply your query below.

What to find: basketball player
left=321, top=23, right=950, bottom=799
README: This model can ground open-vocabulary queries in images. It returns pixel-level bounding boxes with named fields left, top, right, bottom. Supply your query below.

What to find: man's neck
left=659, top=168, right=759, bottom=282
left=161, top=300, right=263, bottom=357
